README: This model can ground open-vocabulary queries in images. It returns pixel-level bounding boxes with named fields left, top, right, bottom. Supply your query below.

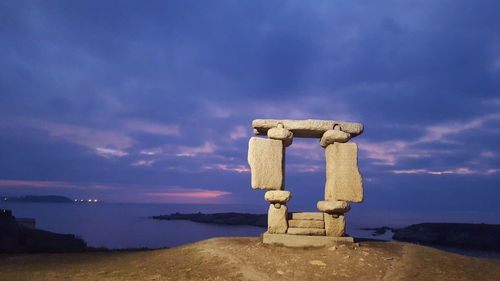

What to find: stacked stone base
left=264, top=211, right=353, bottom=247
left=262, top=232, right=354, bottom=247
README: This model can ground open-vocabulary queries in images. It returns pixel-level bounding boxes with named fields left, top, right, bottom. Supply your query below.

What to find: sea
left=1, top=201, right=499, bottom=259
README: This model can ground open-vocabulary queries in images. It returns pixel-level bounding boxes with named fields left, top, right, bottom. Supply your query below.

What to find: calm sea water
left=1, top=201, right=499, bottom=259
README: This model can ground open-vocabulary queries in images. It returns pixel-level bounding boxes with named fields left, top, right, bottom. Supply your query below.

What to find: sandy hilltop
left=1, top=237, right=499, bottom=281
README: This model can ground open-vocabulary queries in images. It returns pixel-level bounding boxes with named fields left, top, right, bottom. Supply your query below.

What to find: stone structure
left=248, top=119, right=364, bottom=247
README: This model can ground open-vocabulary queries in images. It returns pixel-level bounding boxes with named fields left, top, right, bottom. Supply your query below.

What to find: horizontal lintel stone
left=253, top=119, right=363, bottom=138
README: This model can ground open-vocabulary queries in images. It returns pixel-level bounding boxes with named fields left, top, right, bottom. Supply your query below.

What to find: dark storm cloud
left=0, top=1, right=499, bottom=210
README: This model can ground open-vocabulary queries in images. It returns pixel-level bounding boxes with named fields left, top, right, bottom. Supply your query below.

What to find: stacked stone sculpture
left=248, top=119, right=364, bottom=247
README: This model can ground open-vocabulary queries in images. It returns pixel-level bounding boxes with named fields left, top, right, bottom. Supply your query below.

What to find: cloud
left=358, top=140, right=412, bottom=166
left=287, top=141, right=323, bottom=161
left=229, top=125, right=249, bottom=140
left=95, top=147, right=129, bottom=158
left=392, top=168, right=500, bottom=176
left=123, top=120, right=179, bottom=136
left=417, top=112, right=500, bottom=144
left=38, top=121, right=134, bottom=150
left=358, top=111, right=500, bottom=166
left=176, top=142, right=216, bottom=157
left=142, top=186, right=232, bottom=203
left=131, top=160, right=155, bottom=167
left=202, top=164, right=250, bottom=173
left=140, top=148, right=163, bottom=155
left=288, top=164, right=323, bottom=173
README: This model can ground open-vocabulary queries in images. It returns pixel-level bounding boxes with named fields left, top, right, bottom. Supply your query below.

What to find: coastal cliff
left=0, top=210, right=87, bottom=253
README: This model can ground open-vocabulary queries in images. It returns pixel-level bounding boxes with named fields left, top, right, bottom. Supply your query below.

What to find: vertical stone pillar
left=324, top=142, right=363, bottom=203
left=265, top=191, right=291, bottom=234
left=268, top=204, right=288, bottom=234
left=324, top=213, right=346, bottom=237
left=248, top=137, right=285, bottom=190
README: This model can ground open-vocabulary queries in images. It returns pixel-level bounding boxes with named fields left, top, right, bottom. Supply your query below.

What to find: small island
left=152, top=212, right=267, bottom=227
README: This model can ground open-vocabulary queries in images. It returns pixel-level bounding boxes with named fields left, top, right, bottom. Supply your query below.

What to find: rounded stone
left=320, top=129, right=351, bottom=148
left=317, top=200, right=351, bottom=213
left=267, top=126, right=293, bottom=147
left=265, top=191, right=291, bottom=203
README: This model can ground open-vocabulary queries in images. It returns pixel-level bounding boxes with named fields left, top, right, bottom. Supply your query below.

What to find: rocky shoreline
left=152, top=213, right=500, bottom=252
left=392, top=223, right=500, bottom=251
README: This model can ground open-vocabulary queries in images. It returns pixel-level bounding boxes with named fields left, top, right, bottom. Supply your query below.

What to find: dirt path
left=0, top=237, right=499, bottom=281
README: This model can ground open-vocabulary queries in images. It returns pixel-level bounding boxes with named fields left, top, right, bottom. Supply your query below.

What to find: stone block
left=319, top=128, right=351, bottom=147
left=325, top=142, right=363, bottom=202
left=290, top=212, right=324, bottom=221
left=268, top=204, right=288, bottom=234
left=262, top=232, right=354, bottom=247
left=287, top=227, right=326, bottom=236
left=264, top=191, right=291, bottom=203
left=288, top=219, right=325, bottom=229
left=317, top=200, right=351, bottom=213
left=267, top=125, right=293, bottom=147
left=324, top=213, right=346, bottom=237
left=248, top=137, right=284, bottom=190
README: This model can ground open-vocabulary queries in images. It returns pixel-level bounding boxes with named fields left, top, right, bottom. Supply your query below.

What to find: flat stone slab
left=290, top=212, right=324, bottom=221
left=288, top=219, right=325, bottom=229
left=253, top=119, right=364, bottom=138
left=264, top=191, right=291, bottom=203
left=325, top=142, right=363, bottom=202
left=317, top=200, right=351, bottom=213
left=248, top=137, right=284, bottom=190
left=287, top=227, right=326, bottom=236
left=262, top=232, right=354, bottom=247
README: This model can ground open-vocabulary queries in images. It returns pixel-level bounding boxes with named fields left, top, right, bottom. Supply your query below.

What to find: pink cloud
left=146, top=191, right=230, bottom=198
left=358, top=140, right=411, bottom=166
left=229, top=125, right=249, bottom=140
left=123, top=120, right=179, bottom=136
left=391, top=168, right=500, bottom=175
left=95, top=147, right=129, bottom=158
left=176, top=142, right=216, bottom=157
left=140, top=148, right=163, bottom=155
left=36, top=121, right=134, bottom=150
left=356, top=112, right=500, bottom=167
left=202, top=164, right=250, bottom=173
left=287, top=141, right=324, bottom=161
left=288, top=164, right=323, bottom=173
left=131, top=160, right=156, bottom=167
left=418, top=112, right=500, bottom=143
left=142, top=186, right=232, bottom=203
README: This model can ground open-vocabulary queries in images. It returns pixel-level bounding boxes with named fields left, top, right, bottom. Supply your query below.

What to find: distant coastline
left=152, top=212, right=267, bottom=227
left=1, top=195, right=74, bottom=203
left=152, top=212, right=500, bottom=253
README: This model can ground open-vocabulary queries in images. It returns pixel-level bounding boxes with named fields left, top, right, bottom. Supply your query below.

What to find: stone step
left=290, top=212, right=324, bottom=221
left=287, top=227, right=326, bottom=236
left=263, top=232, right=354, bottom=247
left=288, top=219, right=325, bottom=229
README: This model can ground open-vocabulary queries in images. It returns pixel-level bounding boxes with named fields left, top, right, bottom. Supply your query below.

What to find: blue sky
left=0, top=1, right=499, bottom=216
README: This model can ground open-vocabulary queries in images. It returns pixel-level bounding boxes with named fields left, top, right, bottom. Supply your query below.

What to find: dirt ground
left=1, top=237, right=499, bottom=281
